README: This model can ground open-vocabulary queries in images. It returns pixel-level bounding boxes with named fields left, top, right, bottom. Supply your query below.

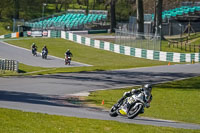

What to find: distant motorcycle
left=109, top=91, right=149, bottom=119
left=65, top=55, right=71, bottom=65
left=32, top=47, right=37, bottom=56
left=42, top=50, right=47, bottom=59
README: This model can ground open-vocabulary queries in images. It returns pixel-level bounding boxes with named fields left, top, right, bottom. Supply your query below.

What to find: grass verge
left=0, top=108, right=199, bottom=133
left=162, top=32, right=200, bottom=53
left=87, top=76, right=200, bottom=124
left=0, top=70, right=17, bottom=76
left=4, top=38, right=176, bottom=75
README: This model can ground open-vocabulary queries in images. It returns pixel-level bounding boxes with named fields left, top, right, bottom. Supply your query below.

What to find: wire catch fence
left=115, top=29, right=161, bottom=51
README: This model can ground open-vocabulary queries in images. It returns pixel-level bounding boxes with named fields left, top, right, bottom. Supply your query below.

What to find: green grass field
left=1, top=37, right=199, bottom=132
left=3, top=38, right=173, bottom=75
left=0, top=108, right=199, bottom=133
left=87, top=76, right=200, bottom=124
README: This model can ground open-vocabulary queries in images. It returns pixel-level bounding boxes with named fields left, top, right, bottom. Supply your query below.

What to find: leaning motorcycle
left=109, top=92, right=148, bottom=119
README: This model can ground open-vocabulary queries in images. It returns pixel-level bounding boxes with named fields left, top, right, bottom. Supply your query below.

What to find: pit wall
left=60, top=31, right=200, bottom=63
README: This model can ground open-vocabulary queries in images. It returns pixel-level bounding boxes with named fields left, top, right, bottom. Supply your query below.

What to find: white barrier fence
left=60, top=31, right=200, bottom=63
left=0, top=59, right=18, bottom=72
left=1, top=31, right=200, bottom=63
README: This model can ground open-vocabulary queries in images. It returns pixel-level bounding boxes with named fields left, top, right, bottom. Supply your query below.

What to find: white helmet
left=143, top=84, right=152, bottom=92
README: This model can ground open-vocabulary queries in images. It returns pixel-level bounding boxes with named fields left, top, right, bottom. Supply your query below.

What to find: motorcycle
left=42, top=50, right=47, bottom=59
left=65, top=55, right=71, bottom=65
left=32, top=47, right=37, bottom=56
left=109, top=91, right=149, bottom=119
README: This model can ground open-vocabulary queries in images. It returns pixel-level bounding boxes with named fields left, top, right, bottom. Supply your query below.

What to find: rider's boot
left=140, top=108, right=144, bottom=114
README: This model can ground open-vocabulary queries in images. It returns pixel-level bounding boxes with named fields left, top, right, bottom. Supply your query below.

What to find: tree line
left=0, top=0, right=163, bottom=35
left=0, top=0, right=134, bottom=20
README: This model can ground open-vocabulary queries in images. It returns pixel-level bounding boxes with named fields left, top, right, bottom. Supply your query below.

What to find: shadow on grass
left=18, top=69, right=26, bottom=73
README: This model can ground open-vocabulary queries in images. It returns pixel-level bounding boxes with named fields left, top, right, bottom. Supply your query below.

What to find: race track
left=0, top=41, right=200, bottom=129
left=0, top=41, right=90, bottom=67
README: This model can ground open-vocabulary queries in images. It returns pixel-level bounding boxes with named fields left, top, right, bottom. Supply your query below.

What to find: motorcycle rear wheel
left=127, top=103, right=143, bottom=119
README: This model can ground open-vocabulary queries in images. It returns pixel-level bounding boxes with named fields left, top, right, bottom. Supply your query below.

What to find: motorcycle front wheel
left=127, top=103, right=143, bottom=119
left=109, top=105, right=118, bottom=117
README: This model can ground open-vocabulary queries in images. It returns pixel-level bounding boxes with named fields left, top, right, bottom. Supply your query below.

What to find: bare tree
left=77, top=0, right=81, bottom=5
left=110, top=0, right=117, bottom=33
left=86, top=0, right=89, bottom=14
left=136, top=0, right=144, bottom=34
left=155, top=0, right=163, bottom=38
left=55, top=0, right=66, bottom=12
left=13, top=0, right=20, bottom=19
left=93, top=0, right=96, bottom=10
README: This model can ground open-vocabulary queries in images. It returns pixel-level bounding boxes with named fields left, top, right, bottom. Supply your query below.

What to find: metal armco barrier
left=0, top=59, right=18, bottom=72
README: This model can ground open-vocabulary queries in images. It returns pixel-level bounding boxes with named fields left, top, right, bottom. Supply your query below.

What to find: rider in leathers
left=116, top=84, right=153, bottom=113
left=65, top=49, right=73, bottom=57
left=31, top=43, right=37, bottom=55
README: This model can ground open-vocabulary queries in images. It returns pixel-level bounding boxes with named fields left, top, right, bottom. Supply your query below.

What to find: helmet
left=143, top=84, right=152, bottom=92
left=67, top=49, right=70, bottom=52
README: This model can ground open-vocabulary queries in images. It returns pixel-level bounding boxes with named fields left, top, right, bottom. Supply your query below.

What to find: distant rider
left=31, top=43, right=37, bottom=56
left=116, top=84, right=153, bottom=113
left=42, top=45, right=48, bottom=55
left=65, top=49, right=73, bottom=58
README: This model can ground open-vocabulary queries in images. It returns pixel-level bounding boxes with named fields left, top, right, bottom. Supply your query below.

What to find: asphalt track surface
left=0, top=41, right=90, bottom=67
left=0, top=42, right=200, bottom=129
